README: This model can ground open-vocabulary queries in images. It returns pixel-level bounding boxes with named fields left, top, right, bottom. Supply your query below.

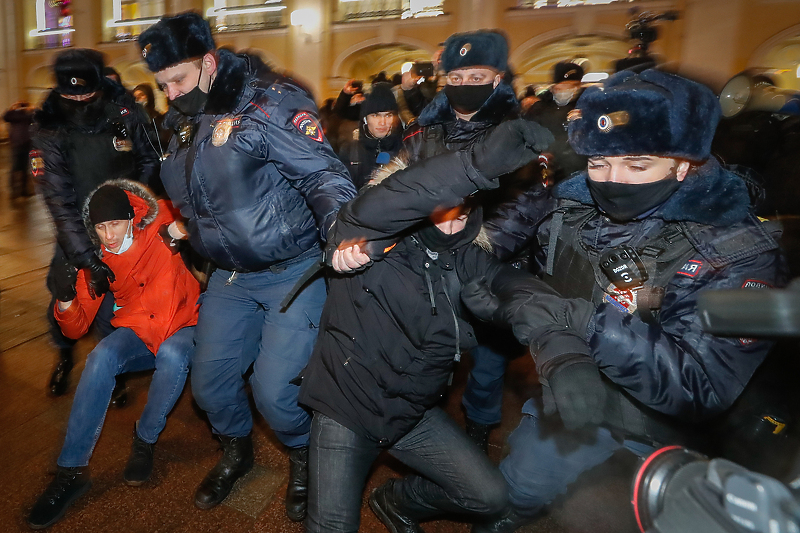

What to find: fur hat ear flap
left=138, top=11, right=215, bottom=72
left=568, top=69, right=721, bottom=161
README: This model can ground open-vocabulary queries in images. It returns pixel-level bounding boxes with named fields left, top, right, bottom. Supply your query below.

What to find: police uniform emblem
left=603, top=283, right=638, bottom=315
left=212, top=117, right=234, bottom=147
left=292, top=112, right=323, bottom=143
left=460, top=43, right=471, bottom=56
left=142, top=44, right=151, bottom=59
left=29, top=150, right=45, bottom=178
left=597, top=111, right=630, bottom=133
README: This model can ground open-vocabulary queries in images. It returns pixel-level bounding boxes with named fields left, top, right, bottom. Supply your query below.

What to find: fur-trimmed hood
left=552, top=157, right=752, bottom=227
left=34, top=78, right=132, bottom=131
left=82, top=179, right=159, bottom=248
left=367, top=157, right=492, bottom=251
left=417, top=82, right=519, bottom=127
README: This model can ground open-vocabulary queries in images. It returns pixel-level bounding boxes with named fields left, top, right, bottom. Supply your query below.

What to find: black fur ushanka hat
left=440, top=30, right=508, bottom=74
left=568, top=69, right=721, bottom=161
left=138, top=11, right=215, bottom=72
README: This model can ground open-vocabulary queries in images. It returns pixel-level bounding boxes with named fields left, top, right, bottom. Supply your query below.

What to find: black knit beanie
left=360, top=83, right=398, bottom=119
left=89, top=185, right=134, bottom=225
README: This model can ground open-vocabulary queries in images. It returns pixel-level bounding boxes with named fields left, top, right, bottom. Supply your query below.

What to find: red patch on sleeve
left=292, top=112, right=323, bottom=143
left=676, top=260, right=703, bottom=277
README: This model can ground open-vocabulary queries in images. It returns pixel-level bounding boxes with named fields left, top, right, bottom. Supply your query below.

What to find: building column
left=288, top=0, right=325, bottom=100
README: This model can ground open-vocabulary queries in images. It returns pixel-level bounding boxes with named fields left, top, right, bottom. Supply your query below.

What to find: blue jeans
left=57, top=326, right=194, bottom=468
left=306, top=408, right=508, bottom=533
left=191, top=252, right=325, bottom=447
left=462, top=324, right=524, bottom=426
left=499, top=399, right=654, bottom=515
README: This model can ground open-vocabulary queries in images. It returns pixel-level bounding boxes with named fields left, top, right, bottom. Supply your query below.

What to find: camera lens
left=632, top=446, right=707, bottom=533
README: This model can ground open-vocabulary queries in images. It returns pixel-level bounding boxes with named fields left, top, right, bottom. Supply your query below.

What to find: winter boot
left=123, top=423, right=154, bottom=486
left=110, top=375, right=128, bottom=408
left=369, top=479, right=426, bottom=533
left=471, top=505, right=534, bottom=533
left=49, top=348, right=73, bottom=397
left=465, top=419, right=491, bottom=454
left=285, top=446, right=309, bottom=521
left=27, top=466, right=91, bottom=529
left=194, top=434, right=254, bottom=509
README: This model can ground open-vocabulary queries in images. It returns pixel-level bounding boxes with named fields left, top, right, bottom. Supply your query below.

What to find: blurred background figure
left=525, top=61, right=588, bottom=187
left=337, top=83, right=402, bottom=190
left=3, top=101, right=35, bottom=200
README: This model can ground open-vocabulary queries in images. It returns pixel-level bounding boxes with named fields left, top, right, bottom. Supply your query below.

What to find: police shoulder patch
left=292, top=111, right=323, bottom=143
left=676, top=259, right=703, bottom=277
left=29, top=150, right=44, bottom=178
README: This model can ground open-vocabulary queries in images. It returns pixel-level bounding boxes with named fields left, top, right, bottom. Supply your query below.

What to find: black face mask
left=59, top=93, right=106, bottom=127
left=444, top=83, right=495, bottom=115
left=586, top=170, right=682, bottom=222
left=170, top=69, right=209, bottom=116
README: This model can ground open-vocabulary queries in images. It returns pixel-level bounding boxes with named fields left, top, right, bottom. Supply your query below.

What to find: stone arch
left=511, top=27, right=631, bottom=89
left=330, top=37, right=436, bottom=82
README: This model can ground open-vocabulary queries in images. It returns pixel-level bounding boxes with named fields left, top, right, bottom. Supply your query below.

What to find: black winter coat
left=298, top=154, right=531, bottom=444
left=31, top=81, right=160, bottom=265
left=337, top=125, right=402, bottom=189
left=159, top=50, right=356, bottom=272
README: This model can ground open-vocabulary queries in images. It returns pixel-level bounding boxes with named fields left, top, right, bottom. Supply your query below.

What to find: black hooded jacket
left=298, top=156, right=529, bottom=444
left=337, top=124, right=403, bottom=189
left=31, top=80, right=160, bottom=265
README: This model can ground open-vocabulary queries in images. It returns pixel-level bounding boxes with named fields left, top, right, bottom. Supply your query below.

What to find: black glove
left=51, top=255, right=78, bottom=302
left=77, top=255, right=115, bottom=300
left=158, top=224, right=181, bottom=255
left=470, top=118, right=554, bottom=179
left=542, top=359, right=607, bottom=430
left=461, top=278, right=501, bottom=322
left=501, top=292, right=595, bottom=347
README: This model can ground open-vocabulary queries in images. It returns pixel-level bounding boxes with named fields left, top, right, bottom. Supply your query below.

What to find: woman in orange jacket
left=28, top=179, right=201, bottom=530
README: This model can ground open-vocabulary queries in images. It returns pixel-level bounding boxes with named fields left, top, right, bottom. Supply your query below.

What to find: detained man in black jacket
left=298, top=118, right=554, bottom=533
left=31, top=49, right=160, bottom=398
left=337, top=83, right=402, bottom=190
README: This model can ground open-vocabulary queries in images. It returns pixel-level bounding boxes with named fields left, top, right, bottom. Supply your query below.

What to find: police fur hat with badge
left=54, top=49, right=107, bottom=96
left=440, top=30, right=509, bottom=73
left=568, top=69, right=720, bottom=162
left=138, top=11, right=216, bottom=72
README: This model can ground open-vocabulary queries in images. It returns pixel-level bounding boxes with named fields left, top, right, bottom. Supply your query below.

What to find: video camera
left=632, top=280, right=800, bottom=533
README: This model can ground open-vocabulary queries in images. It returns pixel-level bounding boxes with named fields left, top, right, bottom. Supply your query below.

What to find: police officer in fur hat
left=460, top=69, right=787, bottom=532
left=31, top=48, right=160, bottom=400
left=138, top=12, right=356, bottom=519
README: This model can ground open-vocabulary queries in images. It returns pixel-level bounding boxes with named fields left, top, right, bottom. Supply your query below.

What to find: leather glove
left=51, top=255, right=78, bottom=302
left=77, top=255, right=115, bottom=300
left=470, top=118, right=554, bottom=179
left=541, top=359, right=607, bottom=430
left=158, top=224, right=181, bottom=255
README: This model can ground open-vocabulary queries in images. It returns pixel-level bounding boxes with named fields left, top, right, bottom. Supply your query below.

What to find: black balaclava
left=444, top=83, right=495, bottom=115
left=586, top=167, right=682, bottom=222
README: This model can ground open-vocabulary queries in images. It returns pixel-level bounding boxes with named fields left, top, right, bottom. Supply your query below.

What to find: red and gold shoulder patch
left=292, top=112, right=323, bottom=143
left=29, top=150, right=45, bottom=178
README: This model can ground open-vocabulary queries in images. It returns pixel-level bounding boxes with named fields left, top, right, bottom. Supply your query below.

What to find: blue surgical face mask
left=105, top=219, right=134, bottom=255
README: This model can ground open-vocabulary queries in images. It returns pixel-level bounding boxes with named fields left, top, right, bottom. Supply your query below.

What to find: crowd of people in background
left=2, top=10, right=796, bottom=533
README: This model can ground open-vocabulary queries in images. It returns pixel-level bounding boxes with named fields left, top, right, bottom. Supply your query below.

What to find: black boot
left=110, top=375, right=128, bottom=408
left=285, top=446, right=308, bottom=521
left=194, top=434, right=254, bottom=509
left=49, top=348, right=73, bottom=397
left=471, top=506, right=533, bottom=533
left=465, top=419, right=491, bottom=454
left=123, top=424, right=154, bottom=486
left=27, top=466, right=91, bottom=529
left=369, top=479, right=425, bottom=533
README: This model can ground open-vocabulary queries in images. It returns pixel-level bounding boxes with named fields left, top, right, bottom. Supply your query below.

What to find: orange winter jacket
left=55, top=180, right=200, bottom=354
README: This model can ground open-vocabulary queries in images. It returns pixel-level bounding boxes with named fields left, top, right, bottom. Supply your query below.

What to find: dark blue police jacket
left=160, top=49, right=356, bottom=272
